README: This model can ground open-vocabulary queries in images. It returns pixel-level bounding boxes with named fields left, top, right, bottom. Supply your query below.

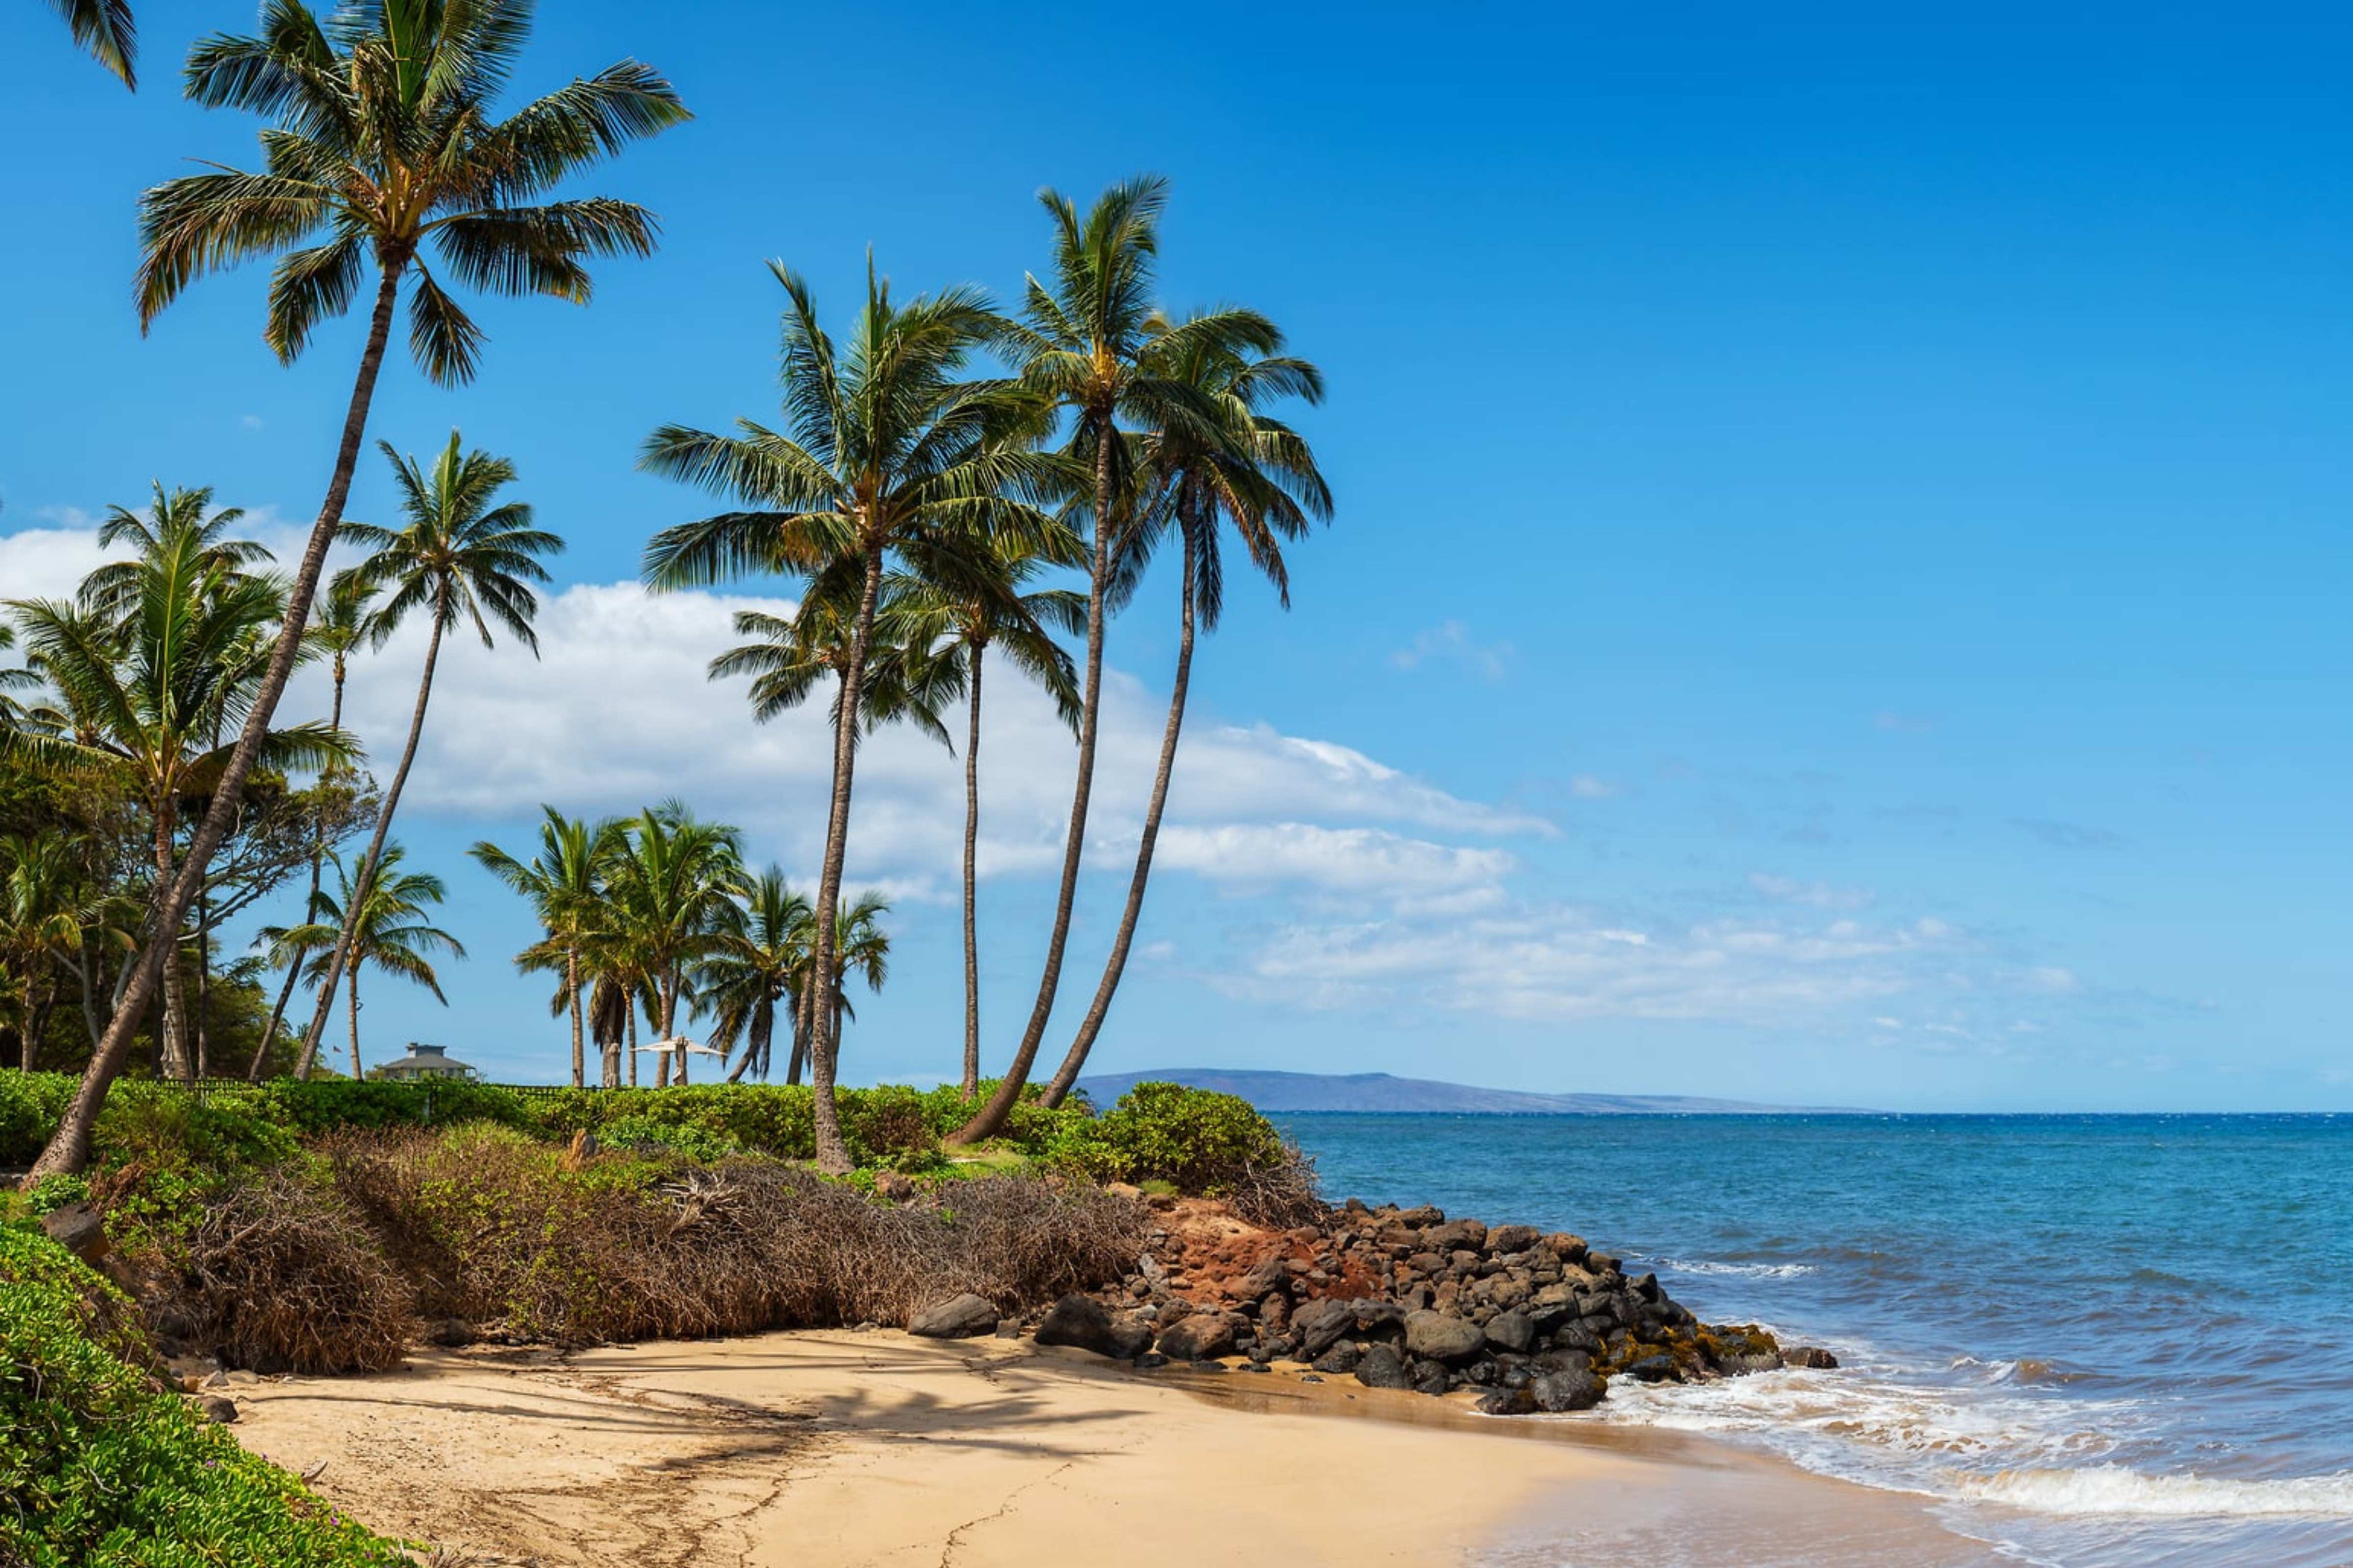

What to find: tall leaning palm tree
left=250, top=566, right=378, bottom=1077
left=1037, top=325, right=1331, bottom=1106
left=470, top=806, right=604, bottom=1088
left=950, top=177, right=1282, bottom=1146
left=36, top=1, right=684, bottom=1177
left=875, top=543, right=1084, bottom=1098
left=47, top=0, right=135, bottom=87
left=640, top=261, right=1057, bottom=1172
left=263, top=844, right=460, bottom=1079
left=294, top=433, right=556, bottom=1075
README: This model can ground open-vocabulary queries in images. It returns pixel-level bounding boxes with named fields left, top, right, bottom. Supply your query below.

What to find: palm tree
left=640, top=261, right=1057, bottom=1172
left=0, top=832, right=91, bottom=1071
left=874, top=543, right=1084, bottom=1097
left=822, top=892, right=890, bottom=1080
left=293, top=432, right=558, bottom=1078
left=597, top=804, right=741, bottom=1087
left=1036, top=325, right=1331, bottom=1105
left=707, top=867, right=811, bottom=1083
left=262, top=845, right=460, bottom=1079
left=950, top=177, right=1283, bottom=1146
left=0, top=626, right=38, bottom=732
left=7, top=523, right=348, bottom=1079
left=46, top=0, right=135, bottom=87
left=37, top=2, right=684, bottom=1177
left=80, top=485, right=276, bottom=624
left=250, top=567, right=378, bottom=1076
left=471, top=806, right=604, bottom=1088
left=706, top=582, right=960, bottom=753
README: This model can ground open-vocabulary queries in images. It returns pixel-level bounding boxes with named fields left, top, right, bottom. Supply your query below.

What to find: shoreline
left=226, top=1328, right=2002, bottom=1566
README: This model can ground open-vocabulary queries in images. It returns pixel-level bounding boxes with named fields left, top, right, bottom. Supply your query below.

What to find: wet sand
left=227, top=1329, right=2002, bottom=1566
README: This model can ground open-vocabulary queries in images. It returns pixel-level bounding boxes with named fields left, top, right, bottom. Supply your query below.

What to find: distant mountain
left=1074, top=1068, right=1872, bottom=1116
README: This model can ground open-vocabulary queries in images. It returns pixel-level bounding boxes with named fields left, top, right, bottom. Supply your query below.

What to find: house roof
left=375, top=1042, right=478, bottom=1074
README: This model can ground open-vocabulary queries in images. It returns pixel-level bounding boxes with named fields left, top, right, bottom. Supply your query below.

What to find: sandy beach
left=226, top=1330, right=2002, bottom=1567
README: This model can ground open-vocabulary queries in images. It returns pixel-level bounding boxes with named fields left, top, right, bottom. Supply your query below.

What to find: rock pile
left=982, top=1195, right=1832, bottom=1415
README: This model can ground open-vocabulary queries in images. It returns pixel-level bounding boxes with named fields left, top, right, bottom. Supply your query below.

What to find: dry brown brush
left=149, top=1167, right=417, bottom=1373
left=320, top=1125, right=1147, bottom=1347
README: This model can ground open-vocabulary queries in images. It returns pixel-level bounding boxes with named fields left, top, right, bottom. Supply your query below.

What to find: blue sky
left=4, top=6, right=2350, bottom=1109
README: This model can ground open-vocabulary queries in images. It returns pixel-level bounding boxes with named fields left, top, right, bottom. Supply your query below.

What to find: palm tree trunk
left=665, top=973, right=688, bottom=1086
left=627, top=1007, right=639, bottom=1088
left=29, top=261, right=406, bottom=1180
left=253, top=656, right=346, bottom=1079
left=960, top=638, right=984, bottom=1099
left=786, top=987, right=811, bottom=1087
left=153, top=801, right=192, bottom=1083
left=806, top=540, right=884, bottom=1174
left=296, top=596, right=449, bottom=1077
left=567, top=946, right=584, bottom=1090
left=1041, top=528, right=1197, bottom=1106
left=193, top=882, right=211, bottom=1079
left=347, top=967, right=362, bottom=1080
left=948, top=434, right=1116, bottom=1146
left=20, top=977, right=40, bottom=1072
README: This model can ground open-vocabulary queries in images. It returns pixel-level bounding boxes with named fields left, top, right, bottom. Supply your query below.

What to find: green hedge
left=1044, top=1081, right=1288, bottom=1194
left=0, top=1225, right=407, bottom=1566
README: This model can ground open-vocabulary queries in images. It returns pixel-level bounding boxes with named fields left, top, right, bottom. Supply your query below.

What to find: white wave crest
left=1656, top=1257, right=1817, bottom=1279
left=1966, top=1465, right=2353, bottom=1519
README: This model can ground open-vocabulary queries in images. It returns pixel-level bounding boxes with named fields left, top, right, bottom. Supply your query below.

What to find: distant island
left=1074, top=1068, right=1874, bottom=1116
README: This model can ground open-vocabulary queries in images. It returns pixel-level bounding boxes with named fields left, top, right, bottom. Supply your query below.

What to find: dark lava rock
left=908, top=1293, right=999, bottom=1339
left=1395, top=1204, right=1445, bottom=1228
left=994, top=1321, right=1021, bottom=1339
left=421, top=1317, right=477, bottom=1348
left=1034, top=1294, right=1116, bottom=1355
left=1623, top=1355, right=1679, bottom=1383
left=38, top=1202, right=108, bottom=1266
left=1292, top=1298, right=1357, bottom=1357
left=1484, top=1309, right=1536, bottom=1355
left=1411, top=1361, right=1453, bottom=1396
left=1404, top=1309, right=1486, bottom=1365
left=1550, top=1323, right=1603, bottom=1354
left=1784, top=1345, right=1840, bottom=1369
left=1156, top=1314, right=1236, bottom=1361
left=872, top=1170, right=918, bottom=1203
left=1135, top=1351, right=1170, bottom=1369
left=1105, top=1316, right=1155, bottom=1360
left=1722, top=1352, right=1784, bottom=1375
left=1587, top=1252, right=1622, bottom=1276
left=1311, top=1341, right=1361, bottom=1375
left=199, top=1395, right=238, bottom=1424
left=1354, top=1343, right=1412, bottom=1390
left=1530, top=1369, right=1604, bottom=1413
left=1476, top=1385, right=1537, bottom=1416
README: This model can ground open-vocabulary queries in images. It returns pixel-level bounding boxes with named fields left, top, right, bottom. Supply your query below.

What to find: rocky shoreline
left=915, top=1193, right=1835, bottom=1415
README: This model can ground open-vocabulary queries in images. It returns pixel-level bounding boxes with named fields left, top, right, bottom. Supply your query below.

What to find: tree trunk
left=347, top=966, right=362, bottom=1080
left=297, top=598, right=449, bottom=1077
left=805, top=540, right=885, bottom=1174
left=665, top=972, right=688, bottom=1085
left=725, top=998, right=764, bottom=1084
left=253, top=652, right=347, bottom=1079
left=785, top=987, right=811, bottom=1087
left=20, top=977, right=40, bottom=1072
left=627, top=1006, right=639, bottom=1088
left=29, top=261, right=406, bottom=1180
left=153, top=799, right=192, bottom=1083
left=567, top=946, right=584, bottom=1090
left=948, top=430, right=1116, bottom=1146
left=1041, top=527, right=1198, bottom=1106
left=194, top=881, right=211, bottom=1079
left=960, top=638, right=984, bottom=1098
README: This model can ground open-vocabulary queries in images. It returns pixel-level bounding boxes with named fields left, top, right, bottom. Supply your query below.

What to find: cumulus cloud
left=307, top=581, right=1548, bottom=897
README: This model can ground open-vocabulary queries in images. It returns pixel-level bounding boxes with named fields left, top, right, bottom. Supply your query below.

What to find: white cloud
left=1389, top=619, right=1512, bottom=680
left=309, top=581, right=1549, bottom=894
left=1568, top=773, right=1618, bottom=799
left=1748, top=871, right=1875, bottom=909
left=1152, top=823, right=1515, bottom=895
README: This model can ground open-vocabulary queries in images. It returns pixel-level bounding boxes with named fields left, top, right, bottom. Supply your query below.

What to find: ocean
left=1272, top=1112, right=2353, bottom=1568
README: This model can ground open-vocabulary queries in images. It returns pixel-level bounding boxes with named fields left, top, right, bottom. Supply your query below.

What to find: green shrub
left=1046, top=1081, right=1290, bottom=1195
left=0, top=1071, right=77, bottom=1165
left=0, top=1226, right=407, bottom=1567
left=595, top=1112, right=745, bottom=1163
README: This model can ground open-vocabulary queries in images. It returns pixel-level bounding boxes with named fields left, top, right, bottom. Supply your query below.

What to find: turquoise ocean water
left=1273, top=1113, right=2353, bottom=1567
